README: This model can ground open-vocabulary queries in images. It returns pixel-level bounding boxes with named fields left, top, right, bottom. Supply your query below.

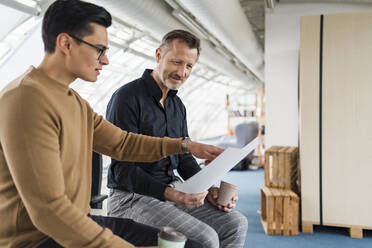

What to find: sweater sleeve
left=0, top=86, right=135, bottom=248
left=92, top=112, right=183, bottom=162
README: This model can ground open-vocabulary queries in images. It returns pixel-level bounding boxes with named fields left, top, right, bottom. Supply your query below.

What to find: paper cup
left=217, top=181, right=238, bottom=206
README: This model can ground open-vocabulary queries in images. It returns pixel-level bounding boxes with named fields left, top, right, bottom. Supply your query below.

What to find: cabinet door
left=299, top=15, right=321, bottom=225
left=322, top=11, right=372, bottom=227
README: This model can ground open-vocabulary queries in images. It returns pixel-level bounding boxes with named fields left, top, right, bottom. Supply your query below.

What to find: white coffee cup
left=158, top=226, right=187, bottom=248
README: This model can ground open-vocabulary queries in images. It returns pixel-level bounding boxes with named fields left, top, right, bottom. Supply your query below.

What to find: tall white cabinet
left=299, top=11, right=372, bottom=238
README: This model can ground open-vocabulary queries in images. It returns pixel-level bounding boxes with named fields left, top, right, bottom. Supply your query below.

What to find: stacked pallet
left=261, top=146, right=299, bottom=236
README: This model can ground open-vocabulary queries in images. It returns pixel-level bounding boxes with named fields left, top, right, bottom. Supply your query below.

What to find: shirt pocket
left=166, top=116, right=184, bottom=137
left=139, top=113, right=165, bottom=136
left=138, top=122, right=154, bottom=136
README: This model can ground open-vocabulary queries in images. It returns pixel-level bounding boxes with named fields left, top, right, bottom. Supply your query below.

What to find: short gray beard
left=163, top=79, right=180, bottom=90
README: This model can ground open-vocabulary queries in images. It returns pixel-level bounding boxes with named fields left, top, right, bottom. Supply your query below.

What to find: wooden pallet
left=302, top=221, right=372, bottom=239
left=261, top=186, right=299, bottom=235
left=264, top=146, right=299, bottom=193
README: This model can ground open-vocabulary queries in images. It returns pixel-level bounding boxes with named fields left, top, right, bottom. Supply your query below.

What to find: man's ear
left=155, top=48, right=161, bottom=63
left=56, top=33, right=71, bottom=55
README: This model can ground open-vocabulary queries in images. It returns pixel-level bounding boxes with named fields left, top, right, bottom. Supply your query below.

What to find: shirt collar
left=142, top=69, right=178, bottom=101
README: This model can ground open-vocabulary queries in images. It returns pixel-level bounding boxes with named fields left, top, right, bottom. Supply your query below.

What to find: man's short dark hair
left=160, top=29, right=201, bottom=56
left=42, top=0, right=112, bottom=53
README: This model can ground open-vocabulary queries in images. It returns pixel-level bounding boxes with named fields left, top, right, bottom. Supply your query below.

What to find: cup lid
left=158, top=227, right=187, bottom=242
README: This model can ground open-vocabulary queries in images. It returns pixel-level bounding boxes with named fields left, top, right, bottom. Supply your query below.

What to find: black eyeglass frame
left=69, top=34, right=109, bottom=60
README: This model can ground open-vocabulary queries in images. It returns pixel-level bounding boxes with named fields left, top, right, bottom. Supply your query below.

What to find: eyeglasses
left=69, top=34, right=109, bottom=60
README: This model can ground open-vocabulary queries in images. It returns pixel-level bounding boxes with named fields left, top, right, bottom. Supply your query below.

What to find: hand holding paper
left=187, top=140, right=224, bottom=161
left=164, top=187, right=208, bottom=209
left=174, top=138, right=258, bottom=194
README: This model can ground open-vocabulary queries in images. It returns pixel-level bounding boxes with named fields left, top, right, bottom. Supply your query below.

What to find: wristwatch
left=181, top=137, right=191, bottom=154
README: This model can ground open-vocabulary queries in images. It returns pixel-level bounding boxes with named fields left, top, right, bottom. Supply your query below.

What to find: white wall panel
left=299, top=15, right=320, bottom=225
left=322, top=11, right=372, bottom=227
left=300, top=10, right=372, bottom=230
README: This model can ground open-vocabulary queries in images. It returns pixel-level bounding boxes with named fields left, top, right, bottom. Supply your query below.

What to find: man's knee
left=199, top=226, right=219, bottom=248
left=230, top=211, right=248, bottom=235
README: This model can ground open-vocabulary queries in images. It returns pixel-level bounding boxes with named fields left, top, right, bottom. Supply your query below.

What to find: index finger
left=189, top=191, right=208, bottom=200
left=197, top=190, right=208, bottom=197
left=204, top=149, right=222, bottom=161
left=210, top=146, right=224, bottom=155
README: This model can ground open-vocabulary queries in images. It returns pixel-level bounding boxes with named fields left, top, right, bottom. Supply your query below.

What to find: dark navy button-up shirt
left=106, top=69, right=201, bottom=200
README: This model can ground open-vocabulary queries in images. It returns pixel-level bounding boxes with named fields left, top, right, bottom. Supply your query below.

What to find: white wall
left=265, top=2, right=372, bottom=148
left=0, top=23, right=43, bottom=90
left=0, top=4, right=28, bottom=41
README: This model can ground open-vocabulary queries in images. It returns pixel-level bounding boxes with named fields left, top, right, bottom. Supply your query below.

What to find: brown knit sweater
left=0, top=67, right=183, bottom=248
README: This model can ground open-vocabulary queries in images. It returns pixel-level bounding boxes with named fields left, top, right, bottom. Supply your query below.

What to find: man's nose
left=100, top=54, right=109, bottom=65
left=177, top=66, right=187, bottom=78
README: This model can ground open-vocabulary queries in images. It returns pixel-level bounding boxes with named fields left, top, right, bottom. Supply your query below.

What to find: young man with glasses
left=0, top=1, right=222, bottom=248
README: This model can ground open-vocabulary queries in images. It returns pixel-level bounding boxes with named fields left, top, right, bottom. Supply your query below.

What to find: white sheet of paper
left=174, top=138, right=258, bottom=193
